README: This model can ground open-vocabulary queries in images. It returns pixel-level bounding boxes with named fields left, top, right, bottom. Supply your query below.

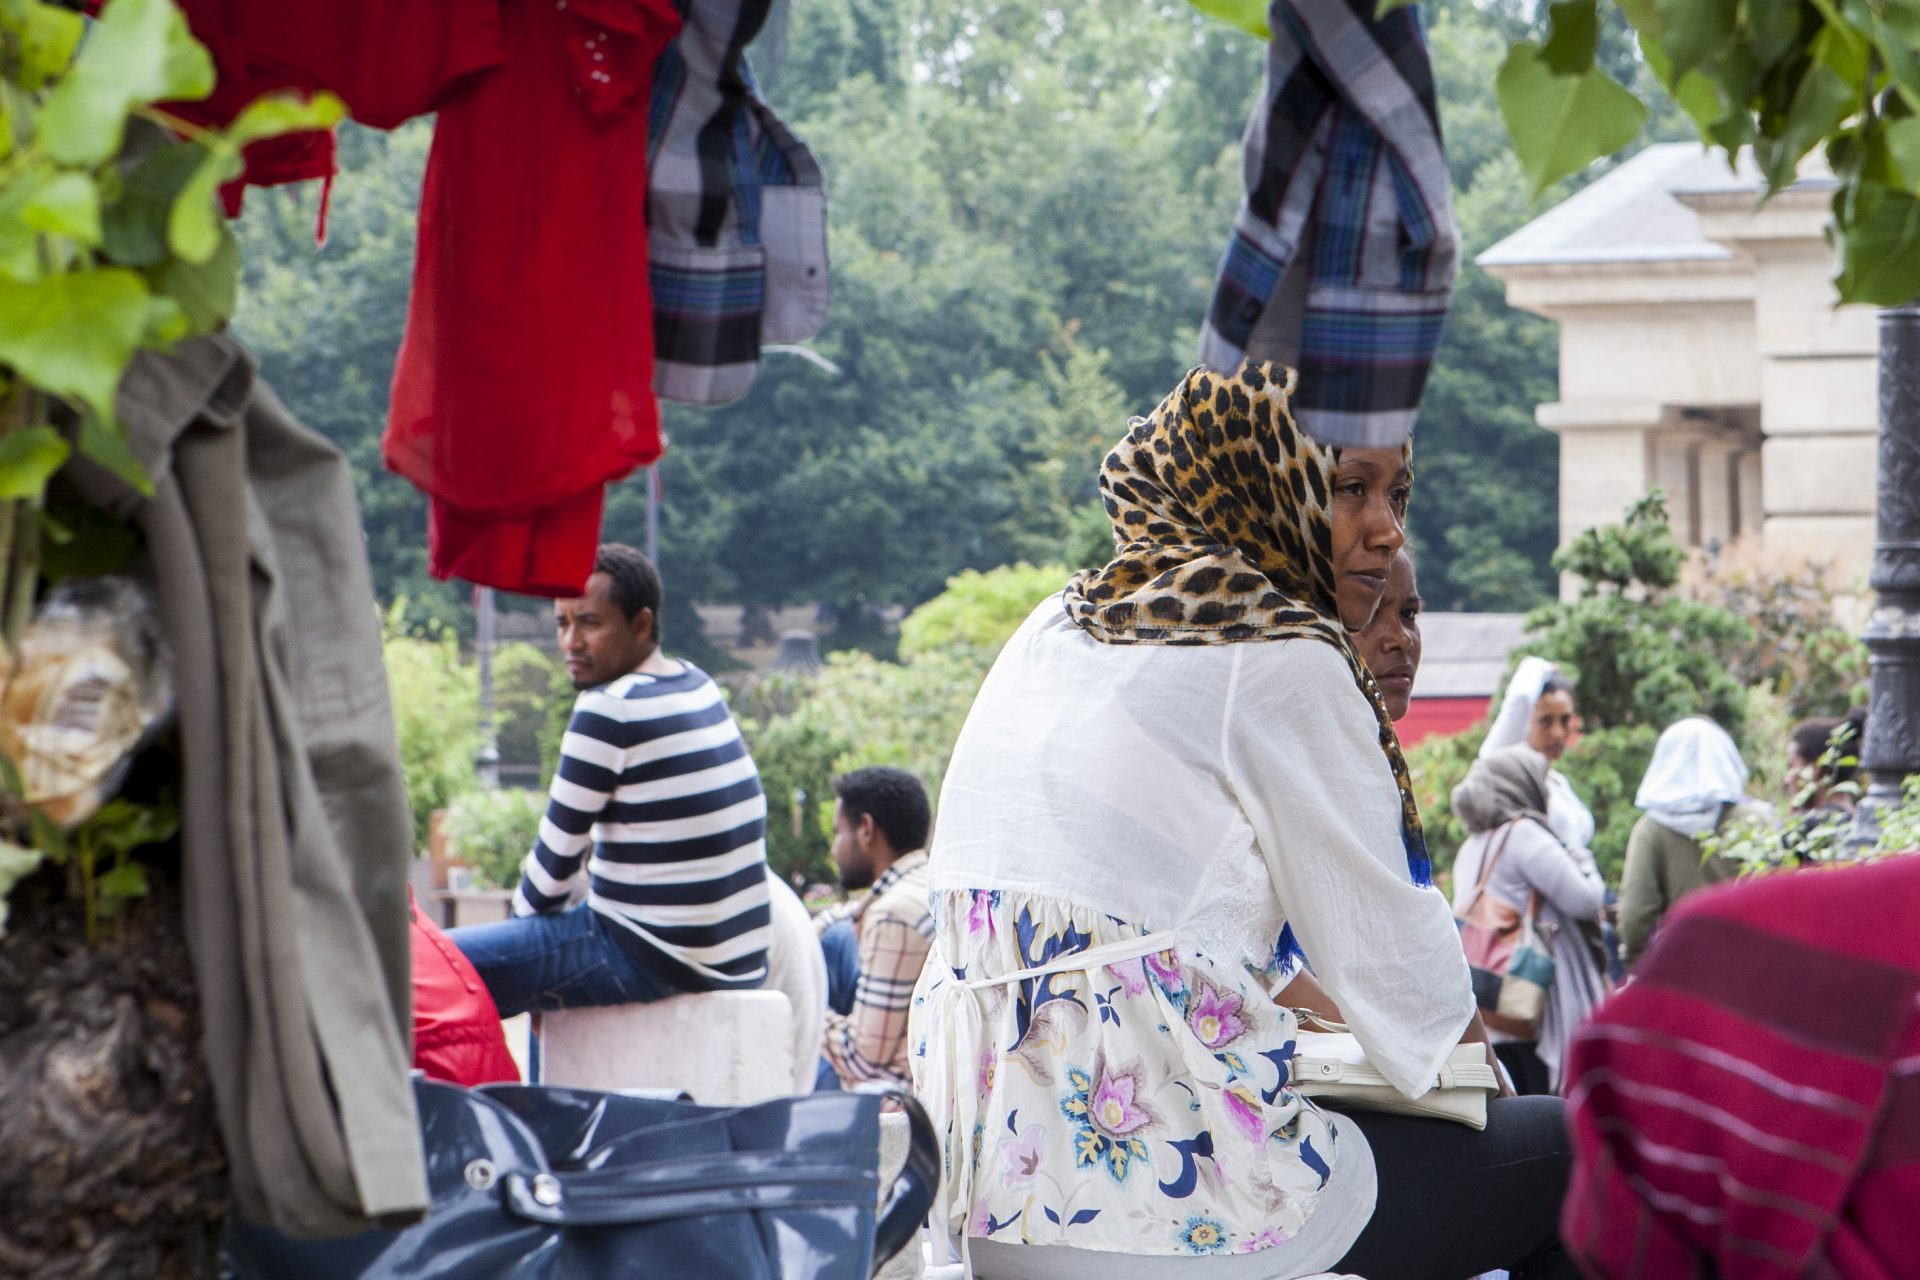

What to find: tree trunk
left=0, top=860, right=227, bottom=1278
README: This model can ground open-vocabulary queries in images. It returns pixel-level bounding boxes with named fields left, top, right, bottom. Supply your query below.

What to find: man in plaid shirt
left=814, top=767, right=934, bottom=1088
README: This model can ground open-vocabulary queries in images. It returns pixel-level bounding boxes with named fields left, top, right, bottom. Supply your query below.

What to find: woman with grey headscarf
left=1451, top=745, right=1609, bottom=1095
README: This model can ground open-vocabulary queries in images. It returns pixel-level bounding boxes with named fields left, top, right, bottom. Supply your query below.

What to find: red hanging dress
left=384, top=0, right=681, bottom=597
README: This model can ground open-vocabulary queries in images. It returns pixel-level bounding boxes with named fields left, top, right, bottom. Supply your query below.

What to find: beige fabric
left=67, top=336, right=426, bottom=1234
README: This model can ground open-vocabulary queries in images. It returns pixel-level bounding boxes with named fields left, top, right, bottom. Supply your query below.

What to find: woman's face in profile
left=1528, top=690, right=1578, bottom=762
left=1353, top=553, right=1422, bottom=721
left=1327, top=448, right=1410, bottom=631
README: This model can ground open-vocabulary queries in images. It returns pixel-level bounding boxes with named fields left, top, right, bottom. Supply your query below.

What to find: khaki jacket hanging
left=67, top=335, right=427, bottom=1236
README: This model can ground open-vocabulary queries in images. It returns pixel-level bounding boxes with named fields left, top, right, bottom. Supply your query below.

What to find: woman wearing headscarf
left=1352, top=548, right=1421, bottom=723
left=1480, top=657, right=1594, bottom=852
left=910, top=364, right=1576, bottom=1280
left=1450, top=745, right=1608, bottom=1097
left=1617, top=717, right=1769, bottom=969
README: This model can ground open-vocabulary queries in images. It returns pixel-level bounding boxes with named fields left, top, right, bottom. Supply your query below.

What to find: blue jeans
left=814, top=919, right=862, bottom=1090
left=449, top=906, right=684, bottom=1019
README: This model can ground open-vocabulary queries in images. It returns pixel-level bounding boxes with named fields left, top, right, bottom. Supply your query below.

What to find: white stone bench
left=535, top=872, right=826, bottom=1102
left=536, top=989, right=797, bottom=1102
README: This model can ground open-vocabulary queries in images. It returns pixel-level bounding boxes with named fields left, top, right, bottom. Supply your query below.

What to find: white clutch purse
left=1290, top=1014, right=1500, bottom=1130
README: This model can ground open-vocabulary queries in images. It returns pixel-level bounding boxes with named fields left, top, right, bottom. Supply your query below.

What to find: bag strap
left=1456, top=820, right=1521, bottom=920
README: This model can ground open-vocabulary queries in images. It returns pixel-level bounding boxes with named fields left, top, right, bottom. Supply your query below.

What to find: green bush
left=382, top=602, right=481, bottom=852
left=494, top=641, right=571, bottom=781
left=897, top=563, right=1066, bottom=663
left=1527, top=491, right=1750, bottom=734
left=442, top=788, right=544, bottom=890
left=737, top=649, right=985, bottom=885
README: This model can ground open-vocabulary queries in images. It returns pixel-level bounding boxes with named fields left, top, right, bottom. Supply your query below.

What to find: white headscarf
left=1480, top=655, right=1561, bottom=758
left=1635, top=717, right=1750, bottom=838
left=1480, top=656, right=1596, bottom=850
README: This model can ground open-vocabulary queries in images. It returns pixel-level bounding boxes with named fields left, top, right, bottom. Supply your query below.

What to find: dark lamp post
left=1856, top=305, right=1920, bottom=838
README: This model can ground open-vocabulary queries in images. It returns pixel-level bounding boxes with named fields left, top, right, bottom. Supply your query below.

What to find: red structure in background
left=1397, top=695, right=1488, bottom=748
left=1397, top=612, right=1531, bottom=748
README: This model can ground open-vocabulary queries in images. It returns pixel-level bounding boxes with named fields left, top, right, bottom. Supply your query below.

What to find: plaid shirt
left=1199, top=0, right=1457, bottom=448
left=819, top=851, right=934, bottom=1087
left=646, top=0, right=829, bottom=407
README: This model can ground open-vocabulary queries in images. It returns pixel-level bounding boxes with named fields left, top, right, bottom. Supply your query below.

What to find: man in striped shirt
left=451, top=544, right=771, bottom=1015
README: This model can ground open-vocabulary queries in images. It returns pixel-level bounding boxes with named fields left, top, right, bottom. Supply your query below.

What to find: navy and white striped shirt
left=513, top=663, right=771, bottom=989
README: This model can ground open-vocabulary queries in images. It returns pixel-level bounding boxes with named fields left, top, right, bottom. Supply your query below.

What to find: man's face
left=830, top=799, right=877, bottom=892
left=555, top=572, right=653, bottom=690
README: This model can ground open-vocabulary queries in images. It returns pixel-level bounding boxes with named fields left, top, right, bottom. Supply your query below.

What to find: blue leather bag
left=225, top=1077, right=939, bottom=1279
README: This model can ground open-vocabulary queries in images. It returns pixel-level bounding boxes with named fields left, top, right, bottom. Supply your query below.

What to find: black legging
left=1327, top=1095, right=1578, bottom=1280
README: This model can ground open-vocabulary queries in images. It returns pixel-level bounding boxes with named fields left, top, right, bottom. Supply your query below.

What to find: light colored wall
left=1485, top=183, right=1879, bottom=597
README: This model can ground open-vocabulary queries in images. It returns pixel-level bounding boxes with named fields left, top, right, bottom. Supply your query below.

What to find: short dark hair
left=1541, top=673, right=1575, bottom=699
left=1792, top=710, right=1866, bottom=782
left=832, top=767, right=932, bottom=854
left=594, top=543, right=662, bottom=625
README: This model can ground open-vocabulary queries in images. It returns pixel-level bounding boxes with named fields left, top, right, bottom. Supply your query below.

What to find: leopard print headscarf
left=1063, top=360, right=1431, bottom=886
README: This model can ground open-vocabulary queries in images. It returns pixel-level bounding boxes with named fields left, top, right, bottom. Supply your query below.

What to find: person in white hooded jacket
left=1617, top=718, right=1771, bottom=968
left=1479, top=657, right=1594, bottom=853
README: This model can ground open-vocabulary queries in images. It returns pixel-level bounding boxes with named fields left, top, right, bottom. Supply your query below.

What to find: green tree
left=381, top=603, right=481, bottom=850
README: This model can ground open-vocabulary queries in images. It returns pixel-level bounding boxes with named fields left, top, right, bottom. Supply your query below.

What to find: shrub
left=441, top=788, right=544, bottom=891
left=737, top=649, right=984, bottom=885
left=382, top=603, right=480, bottom=851
left=1679, top=544, right=1868, bottom=723
left=1527, top=491, right=1750, bottom=734
left=494, top=641, right=571, bottom=781
left=897, top=563, right=1066, bottom=663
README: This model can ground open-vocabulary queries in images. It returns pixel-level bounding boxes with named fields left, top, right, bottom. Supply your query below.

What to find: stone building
left=1480, top=143, right=1876, bottom=594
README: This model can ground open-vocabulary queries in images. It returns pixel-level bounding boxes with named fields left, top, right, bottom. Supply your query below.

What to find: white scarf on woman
left=1635, top=717, right=1750, bottom=838
left=1481, top=656, right=1595, bottom=850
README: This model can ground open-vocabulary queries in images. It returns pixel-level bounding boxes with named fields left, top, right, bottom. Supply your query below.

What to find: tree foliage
left=380, top=602, right=480, bottom=851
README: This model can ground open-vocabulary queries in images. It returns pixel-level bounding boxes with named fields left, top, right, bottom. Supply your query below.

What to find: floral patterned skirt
left=908, top=887, right=1356, bottom=1261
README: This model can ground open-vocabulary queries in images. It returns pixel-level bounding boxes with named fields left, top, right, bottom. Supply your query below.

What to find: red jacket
left=409, top=893, right=520, bottom=1088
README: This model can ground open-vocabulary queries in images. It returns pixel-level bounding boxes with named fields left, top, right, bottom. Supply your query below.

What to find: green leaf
left=226, top=91, right=347, bottom=147
left=1651, top=0, right=1735, bottom=83
left=142, top=293, right=188, bottom=346
left=82, top=797, right=178, bottom=858
left=102, top=141, right=206, bottom=268
left=1833, top=181, right=1920, bottom=306
left=0, top=185, right=44, bottom=283
left=1883, top=117, right=1920, bottom=188
left=0, top=840, right=45, bottom=939
left=21, top=170, right=102, bottom=245
left=95, top=859, right=149, bottom=905
left=1540, top=0, right=1599, bottom=75
left=77, top=410, right=152, bottom=494
left=166, top=93, right=343, bottom=264
left=168, top=147, right=233, bottom=265
left=144, top=221, right=237, bottom=334
left=1756, top=60, right=1855, bottom=191
left=0, top=424, right=71, bottom=499
left=1497, top=42, right=1650, bottom=200
left=37, top=0, right=216, bottom=166
left=1187, top=0, right=1268, bottom=40
left=1868, top=15, right=1920, bottom=115
left=0, top=267, right=148, bottom=418
left=16, top=2, right=85, bottom=92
